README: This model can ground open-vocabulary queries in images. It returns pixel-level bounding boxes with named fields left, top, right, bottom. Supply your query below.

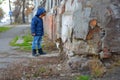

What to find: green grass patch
left=0, top=26, right=11, bottom=32
left=10, top=33, right=33, bottom=51
left=10, top=36, right=19, bottom=46
left=75, top=75, right=91, bottom=80
left=10, top=33, right=47, bottom=51
left=10, top=32, right=57, bottom=52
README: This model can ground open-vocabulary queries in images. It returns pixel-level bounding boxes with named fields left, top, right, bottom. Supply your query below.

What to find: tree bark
left=22, top=0, right=26, bottom=23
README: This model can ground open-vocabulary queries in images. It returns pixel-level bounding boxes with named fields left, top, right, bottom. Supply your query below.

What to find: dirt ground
left=0, top=53, right=120, bottom=80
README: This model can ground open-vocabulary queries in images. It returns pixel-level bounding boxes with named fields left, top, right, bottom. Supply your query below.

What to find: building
left=34, top=0, right=120, bottom=70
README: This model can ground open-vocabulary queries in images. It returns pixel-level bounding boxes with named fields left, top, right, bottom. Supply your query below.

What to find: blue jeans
left=32, top=36, right=42, bottom=49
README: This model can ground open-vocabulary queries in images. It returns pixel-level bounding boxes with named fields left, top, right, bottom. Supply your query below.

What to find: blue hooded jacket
left=31, top=7, right=46, bottom=36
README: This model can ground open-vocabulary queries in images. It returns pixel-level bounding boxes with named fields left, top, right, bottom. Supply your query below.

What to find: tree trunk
left=22, top=0, right=26, bottom=23
left=9, top=0, right=12, bottom=24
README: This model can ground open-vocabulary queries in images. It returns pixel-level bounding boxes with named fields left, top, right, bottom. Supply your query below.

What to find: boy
left=31, top=7, right=46, bottom=56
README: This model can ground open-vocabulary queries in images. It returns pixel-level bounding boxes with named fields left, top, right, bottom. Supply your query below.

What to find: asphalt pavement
left=0, top=24, right=31, bottom=68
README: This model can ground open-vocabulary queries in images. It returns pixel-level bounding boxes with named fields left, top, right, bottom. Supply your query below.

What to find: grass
left=10, top=33, right=33, bottom=51
left=10, top=32, right=57, bottom=52
left=10, top=36, right=19, bottom=46
left=75, top=75, right=91, bottom=80
left=0, top=26, right=11, bottom=32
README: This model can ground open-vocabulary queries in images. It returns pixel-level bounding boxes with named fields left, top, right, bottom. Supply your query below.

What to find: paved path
left=0, top=25, right=59, bottom=69
left=0, top=25, right=29, bottom=53
left=0, top=25, right=31, bottom=68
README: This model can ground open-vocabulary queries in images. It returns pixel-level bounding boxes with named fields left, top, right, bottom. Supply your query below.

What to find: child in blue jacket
left=31, top=7, right=46, bottom=56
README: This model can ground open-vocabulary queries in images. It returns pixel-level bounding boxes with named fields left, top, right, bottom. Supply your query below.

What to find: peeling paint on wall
left=43, top=0, right=120, bottom=63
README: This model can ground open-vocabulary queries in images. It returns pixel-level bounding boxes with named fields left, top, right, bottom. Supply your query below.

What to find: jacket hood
left=35, top=7, right=46, bottom=17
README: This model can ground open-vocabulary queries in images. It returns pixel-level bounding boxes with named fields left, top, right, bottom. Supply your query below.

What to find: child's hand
left=32, top=33, right=35, bottom=36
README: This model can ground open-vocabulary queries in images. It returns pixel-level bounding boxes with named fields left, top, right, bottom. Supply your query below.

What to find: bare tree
left=0, top=0, right=5, bottom=4
left=9, top=0, right=12, bottom=24
left=0, top=0, right=5, bottom=22
left=0, top=8, right=4, bottom=21
left=22, top=0, right=25, bottom=23
left=13, top=0, right=34, bottom=23
left=13, top=0, right=22, bottom=23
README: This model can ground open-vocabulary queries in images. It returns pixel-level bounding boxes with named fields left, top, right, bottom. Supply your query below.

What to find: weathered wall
left=43, top=0, right=120, bottom=54
left=57, top=0, right=120, bottom=55
left=43, top=0, right=120, bottom=70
